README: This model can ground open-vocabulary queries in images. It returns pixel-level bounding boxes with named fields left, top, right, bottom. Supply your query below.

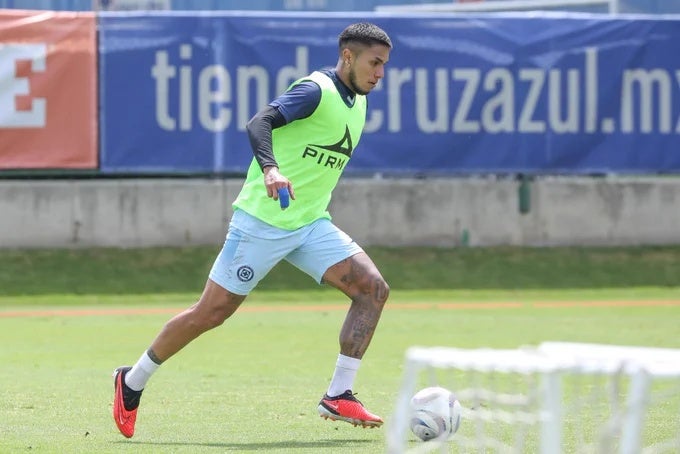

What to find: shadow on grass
left=115, top=438, right=375, bottom=450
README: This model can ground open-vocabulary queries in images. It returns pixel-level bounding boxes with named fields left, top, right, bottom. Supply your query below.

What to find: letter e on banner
left=0, top=10, right=97, bottom=169
left=0, top=43, right=46, bottom=127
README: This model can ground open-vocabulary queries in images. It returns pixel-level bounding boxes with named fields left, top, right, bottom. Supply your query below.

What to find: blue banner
left=99, top=12, right=680, bottom=174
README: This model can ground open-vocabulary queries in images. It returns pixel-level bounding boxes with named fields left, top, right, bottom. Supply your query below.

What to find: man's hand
left=263, top=166, right=295, bottom=203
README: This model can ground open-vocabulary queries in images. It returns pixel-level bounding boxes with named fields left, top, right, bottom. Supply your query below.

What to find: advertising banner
left=98, top=13, right=680, bottom=174
left=0, top=10, right=97, bottom=169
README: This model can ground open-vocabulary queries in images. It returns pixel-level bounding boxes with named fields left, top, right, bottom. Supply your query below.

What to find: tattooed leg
left=322, top=252, right=390, bottom=359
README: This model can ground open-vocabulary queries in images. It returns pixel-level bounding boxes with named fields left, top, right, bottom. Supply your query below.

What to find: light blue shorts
left=208, top=209, right=363, bottom=295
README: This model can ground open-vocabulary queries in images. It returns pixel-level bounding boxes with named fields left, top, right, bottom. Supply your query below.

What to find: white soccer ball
left=409, top=386, right=462, bottom=442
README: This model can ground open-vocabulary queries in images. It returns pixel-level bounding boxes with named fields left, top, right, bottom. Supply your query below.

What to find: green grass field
left=1, top=246, right=679, bottom=453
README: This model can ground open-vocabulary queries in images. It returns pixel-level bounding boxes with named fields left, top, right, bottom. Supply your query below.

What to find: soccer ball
left=409, top=386, right=462, bottom=442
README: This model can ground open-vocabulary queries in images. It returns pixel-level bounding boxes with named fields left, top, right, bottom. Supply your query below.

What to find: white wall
left=1, top=176, right=678, bottom=248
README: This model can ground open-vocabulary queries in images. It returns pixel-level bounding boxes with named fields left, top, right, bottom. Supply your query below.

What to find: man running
left=113, top=22, right=392, bottom=438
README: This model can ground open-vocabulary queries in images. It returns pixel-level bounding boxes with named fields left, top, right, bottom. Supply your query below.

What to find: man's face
left=347, top=44, right=390, bottom=95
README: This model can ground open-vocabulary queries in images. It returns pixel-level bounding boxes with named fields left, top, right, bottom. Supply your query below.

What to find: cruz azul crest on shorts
left=236, top=265, right=254, bottom=282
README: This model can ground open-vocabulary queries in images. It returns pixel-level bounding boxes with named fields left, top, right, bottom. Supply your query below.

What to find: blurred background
left=2, top=0, right=680, bottom=249
left=1, top=0, right=680, bottom=14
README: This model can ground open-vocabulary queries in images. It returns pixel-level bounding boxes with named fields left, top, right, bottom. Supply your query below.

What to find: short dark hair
left=338, top=22, right=392, bottom=50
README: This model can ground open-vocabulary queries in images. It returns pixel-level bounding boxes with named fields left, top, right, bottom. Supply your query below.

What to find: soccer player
left=113, top=22, right=392, bottom=437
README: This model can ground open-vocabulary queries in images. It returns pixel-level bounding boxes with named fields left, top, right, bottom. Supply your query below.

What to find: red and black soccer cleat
left=112, top=366, right=143, bottom=438
left=318, top=390, right=383, bottom=428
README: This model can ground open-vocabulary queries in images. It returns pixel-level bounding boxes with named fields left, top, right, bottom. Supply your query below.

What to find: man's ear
left=341, top=47, right=353, bottom=65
